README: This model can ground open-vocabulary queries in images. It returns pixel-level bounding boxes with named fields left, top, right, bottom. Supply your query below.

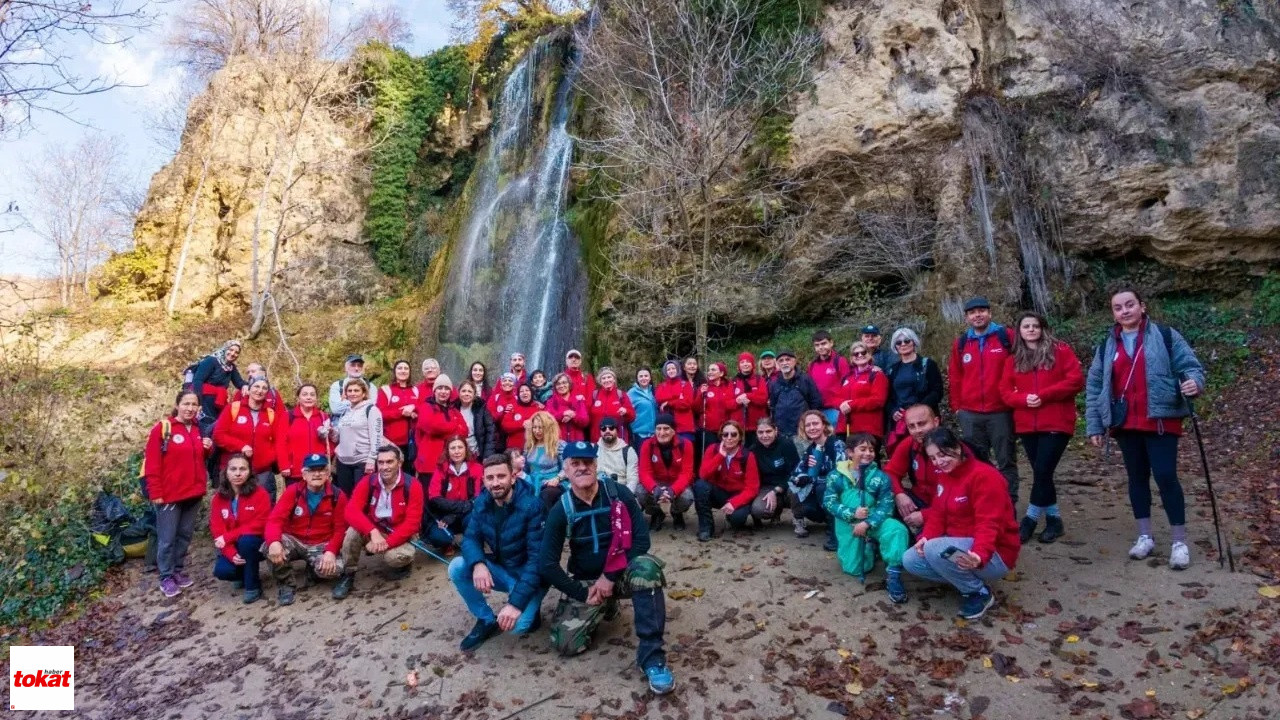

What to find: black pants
left=1114, top=431, right=1185, bottom=526
left=396, top=442, right=416, bottom=472
left=691, top=430, right=715, bottom=475
left=693, top=479, right=752, bottom=532
left=540, top=484, right=565, bottom=512
left=334, top=461, right=364, bottom=496
left=1019, top=432, right=1071, bottom=507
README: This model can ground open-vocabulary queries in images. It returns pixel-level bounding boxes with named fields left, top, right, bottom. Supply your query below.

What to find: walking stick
left=1184, top=391, right=1235, bottom=571
left=377, top=520, right=451, bottom=566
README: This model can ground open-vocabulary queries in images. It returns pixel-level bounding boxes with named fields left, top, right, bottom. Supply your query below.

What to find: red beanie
left=737, top=351, right=755, bottom=364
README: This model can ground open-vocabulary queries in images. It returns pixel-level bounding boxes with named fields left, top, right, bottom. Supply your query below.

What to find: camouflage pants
left=269, top=535, right=345, bottom=587
left=549, top=554, right=668, bottom=670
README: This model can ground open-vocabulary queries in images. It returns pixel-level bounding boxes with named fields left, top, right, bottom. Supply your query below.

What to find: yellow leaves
left=1221, top=683, right=1240, bottom=696
left=1185, top=710, right=1205, bottom=719
left=1145, top=690, right=1157, bottom=698
left=1005, top=676, right=1020, bottom=683
left=837, top=648, right=852, bottom=659
left=1066, top=635, right=1080, bottom=643
left=844, top=681, right=863, bottom=695
left=1080, top=680, right=1099, bottom=690
left=982, top=656, right=993, bottom=669
left=400, top=622, right=409, bottom=631
left=691, top=588, right=705, bottom=598
left=1258, top=585, right=1280, bottom=599
left=667, top=587, right=705, bottom=600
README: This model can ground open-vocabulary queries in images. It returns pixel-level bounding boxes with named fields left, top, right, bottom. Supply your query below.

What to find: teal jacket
left=823, top=460, right=894, bottom=529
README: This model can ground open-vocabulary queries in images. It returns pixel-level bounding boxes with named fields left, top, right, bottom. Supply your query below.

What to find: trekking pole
left=1182, top=381, right=1234, bottom=572
left=377, top=521, right=451, bottom=566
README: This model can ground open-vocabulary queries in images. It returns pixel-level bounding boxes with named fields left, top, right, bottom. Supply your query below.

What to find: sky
left=0, top=0, right=451, bottom=276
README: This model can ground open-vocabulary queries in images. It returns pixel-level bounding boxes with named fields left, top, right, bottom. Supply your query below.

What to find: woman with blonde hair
left=524, top=410, right=566, bottom=509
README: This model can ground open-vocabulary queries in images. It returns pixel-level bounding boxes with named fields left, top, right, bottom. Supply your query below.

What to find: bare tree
left=166, top=0, right=312, bottom=77
left=22, top=133, right=129, bottom=306
left=575, top=0, right=821, bottom=360
left=351, top=4, right=413, bottom=47
left=0, top=0, right=153, bottom=137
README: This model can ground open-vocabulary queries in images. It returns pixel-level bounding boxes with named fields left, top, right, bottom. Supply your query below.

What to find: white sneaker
left=793, top=517, right=809, bottom=538
left=1169, top=542, right=1191, bottom=570
left=1129, top=535, right=1156, bottom=560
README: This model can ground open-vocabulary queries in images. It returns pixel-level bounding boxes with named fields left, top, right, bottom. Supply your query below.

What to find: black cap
left=964, top=296, right=991, bottom=312
left=777, top=348, right=797, bottom=358
left=860, top=325, right=880, bottom=336
left=562, top=441, right=597, bottom=459
left=345, top=353, right=364, bottom=364
left=302, top=453, right=329, bottom=470
left=598, top=417, right=619, bottom=430
left=654, top=413, right=676, bottom=429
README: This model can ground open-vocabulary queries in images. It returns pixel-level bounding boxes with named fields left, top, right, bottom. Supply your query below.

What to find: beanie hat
left=655, top=413, right=676, bottom=429
left=433, top=374, right=454, bottom=390
left=737, top=351, right=755, bottom=364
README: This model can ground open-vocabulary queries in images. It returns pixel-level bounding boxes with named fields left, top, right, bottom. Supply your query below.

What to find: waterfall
left=438, top=40, right=587, bottom=375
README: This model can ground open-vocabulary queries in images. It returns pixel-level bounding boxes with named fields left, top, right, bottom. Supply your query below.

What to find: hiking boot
left=822, top=526, right=838, bottom=552
left=384, top=565, right=412, bottom=581
left=277, top=585, right=296, bottom=606
left=793, top=517, right=809, bottom=538
left=460, top=619, right=500, bottom=651
left=671, top=513, right=686, bottom=531
left=1169, top=542, right=1191, bottom=570
left=885, top=569, right=907, bottom=604
left=1128, top=535, right=1156, bottom=560
left=958, top=586, right=996, bottom=620
left=645, top=663, right=676, bottom=695
left=173, top=571, right=195, bottom=589
left=1039, top=516, right=1065, bottom=544
left=649, top=510, right=666, bottom=532
left=242, top=589, right=262, bottom=604
left=1019, top=516, right=1038, bottom=544
left=332, top=573, right=355, bottom=600
left=697, top=529, right=712, bottom=542
left=159, top=576, right=181, bottom=598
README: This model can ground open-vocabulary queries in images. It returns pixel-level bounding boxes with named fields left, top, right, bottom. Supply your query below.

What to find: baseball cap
left=777, top=348, right=797, bottom=358
left=302, top=453, right=329, bottom=470
left=964, top=296, right=991, bottom=312
left=345, top=353, right=364, bottom=364
left=860, top=325, right=881, bottom=336
left=759, top=350, right=777, bottom=359
left=598, top=417, right=619, bottom=430
left=562, top=441, right=597, bottom=459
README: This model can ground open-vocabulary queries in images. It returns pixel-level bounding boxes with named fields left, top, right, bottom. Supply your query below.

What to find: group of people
left=140, top=287, right=1206, bottom=695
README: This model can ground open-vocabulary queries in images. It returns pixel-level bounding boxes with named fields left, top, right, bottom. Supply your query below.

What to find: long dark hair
left=681, top=355, right=707, bottom=386
left=391, top=359, right=413, bottom=388
left=1012, top=311, right=1059, bottom=374
left=216, top=453, right=258, bottom=500
left=468, top=361, right=490, bottom=395
left=922, top=428, right=965, bottom=459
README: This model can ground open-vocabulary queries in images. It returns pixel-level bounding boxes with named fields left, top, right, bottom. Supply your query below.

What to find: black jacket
left=885, top=356, right=943, bottom=416
left=464, top=403, right=499, bottom=459
left=751, top=438, right=800, bottom=492
left=768, top=372, right=823, bottom=435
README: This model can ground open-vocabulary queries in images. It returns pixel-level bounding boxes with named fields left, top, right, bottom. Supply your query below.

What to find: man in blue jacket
left=768, top=349, right=823, bottom=451
left=449, top=454, right=547, bottom=651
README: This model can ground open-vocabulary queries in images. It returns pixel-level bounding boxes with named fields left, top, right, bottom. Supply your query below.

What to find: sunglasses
left=851, top=351, right=868, bottom=357
left=894, top=339, right=915, bottom=346
left=721, top=431, right=740, bottom=438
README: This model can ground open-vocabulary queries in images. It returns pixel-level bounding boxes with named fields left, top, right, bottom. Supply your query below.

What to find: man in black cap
left=540, top=441, right=674, bottom=695
left=328, top=354, right=376, bottom=422
left=948, top=296, right=1020, bottom=508
left=595, top=417, right=638, bottom=492
left=767, top=349, right=822, bottom=452
left=860, top=325, right=896, bottom=371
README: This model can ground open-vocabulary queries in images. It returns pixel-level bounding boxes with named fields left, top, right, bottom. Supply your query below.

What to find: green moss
left=94, top=246, right=167, bottom=302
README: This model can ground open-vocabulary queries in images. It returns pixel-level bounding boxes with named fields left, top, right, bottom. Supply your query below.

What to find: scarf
left=212, top=340, right=242, bottom=371
left=604, top=496, right=633, bottom=574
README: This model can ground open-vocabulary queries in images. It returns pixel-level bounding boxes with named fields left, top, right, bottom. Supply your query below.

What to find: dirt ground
left=25, top=441, right=1278, bottom=720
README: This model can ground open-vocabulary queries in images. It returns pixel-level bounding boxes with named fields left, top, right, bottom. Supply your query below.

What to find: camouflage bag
left=548, top=554, right=666, bottom=657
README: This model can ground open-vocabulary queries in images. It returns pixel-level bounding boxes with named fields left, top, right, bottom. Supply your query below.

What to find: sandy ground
left=34, top=448, right=1280, bottom=720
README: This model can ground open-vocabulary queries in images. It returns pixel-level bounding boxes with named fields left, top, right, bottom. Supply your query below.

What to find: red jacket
left=213, top=400, right=285, bottom=474
left=639, top=436, right=695, bottom=496
left=413, top=401, right=470, bottom=475
left=564, top=367, right=596, bottom=404
left=836, top=367, right=889, bottom=436
left=546, top=392, right=589, bottom=442
left=809, top=353, right=851, bottom=409
left=698, top=444, right=760, bottom=509
left=265, top=481, right=347, bottom=553
left=588, top=387, right=636, bottom=442
left=428, top=460, right=484, bottom=503
left=729, top=374, right=769, bottom=429
left=344, top=472, right=423, bottom=548
left=922, top=457, right=1021, bottom=569
left=209, top=486, right=271, bottom=560
left=884, top=437, right=943, bottom=508
left=487, top=388, right=516, bottom=422
left=949, top=327, right=1016, bottom=414
left=1111, top=335, right=1182, bottom=435
left=698, top=379, right=735, bottom=433
left=142, top=418, right=207, bottom=505
left=376, top=384, right=420, bottom=447
left=278, top=406, right=330, bottom=477
left=499, top=402, right=542, bottom=449
left=999, top=343, right=1085, bottom=435
left=654, top=378, right=697, bottom=434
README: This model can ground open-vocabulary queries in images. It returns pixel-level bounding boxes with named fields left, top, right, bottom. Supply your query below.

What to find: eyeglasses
left=894, top=339, right=915, bottom=346
left=851, top=351, right=868, bottom=357
left=721, top=431, right=740, bottom=438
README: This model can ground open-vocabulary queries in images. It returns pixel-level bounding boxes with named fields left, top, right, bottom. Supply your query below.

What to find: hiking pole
left=1182, top=385, right=1234, bottom=572
left=377, top=521, right=451, bottom=566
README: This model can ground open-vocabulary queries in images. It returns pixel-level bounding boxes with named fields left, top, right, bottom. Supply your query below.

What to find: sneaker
left=1039, top=516, right=1064, bottom=544
left=958, top=587, right=996, bottom=620
left=460, top=619, right=500, bottom=651
left=793, top=517, right=809, bottom=538
left=822, top=531, right=838, bottom=552
left=173, top=571, right=195, bottom=589
left=1129, top=535, right=1156, bottom=560
left=1019, top=516, right=1038, bottom=544
left=159, top=576, right=181, bottom=598
left=277, top=585, right=296, bottom=606
left=645, top=663, right=676, bottom=695
left=1169, top=541, right=1191, bottom=570
left=332, top=573, right=355, bottom=600
left=885, top=570, right=907, bottom=604
left=697, top=530, right=712, bottom=542
left=672, top=513, right=686, bottom=531
left=243, top=589, right=262, bottom=604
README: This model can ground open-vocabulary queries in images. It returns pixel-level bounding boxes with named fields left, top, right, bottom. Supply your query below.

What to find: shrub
left=94, top=246, right=166, bottom=302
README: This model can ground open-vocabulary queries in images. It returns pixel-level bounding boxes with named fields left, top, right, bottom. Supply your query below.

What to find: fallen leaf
left=1186, top=710, right=1205, bottom=719
left=1006, top=675, right=1020, bottom=683
left=1144, top=689, right=1156, bottom=698
left=1081, top=680, right=1099, bottom=690
left=400, top=623, right=408, bottom=631
left=1221, top=683, right=1240, bottom=696
left=406, top=670, right=418, bottom=688
left=668, top=590, right=689, bottom=600
left=845, top=681, right=863, bottom=695
left=837, top=648, right=852, bottom=659
left=982, top=656, right=993, bottom=669
left=690, top=588, right=705, bottom=598
left=1259, top=586, right=1280, bottom=599
left=1066, top=635, right=1080, bottom=643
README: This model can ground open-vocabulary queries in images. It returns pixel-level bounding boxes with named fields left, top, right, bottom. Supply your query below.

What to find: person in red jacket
left=265, top=453, right=350, bottom=604
left=999, top=312, right=1084, bottom=545
left=213, top=375, right=285, bottom=500
left=546, top=372, right=589, bottom=442
left=636, top=414, right=695, bottom=531
left=903, top=428, right=1020, bottom=620
left=488, top=372, right=518, bottom=422
left=508, top=352, right=529, bottom=386
left=144, top=389, right=210, bottom=598
left=378, top=360, right=421, bottom=468
left=210, top=453, right=271, bottom=603
left=341, top=445, right=424, bottom=589
left=730, top=352, right=768, bottom=446
left=588, top=367, right=636, bottom=442
left=654, top=360, right=697, bottom=442
left=836, top=342, right=889, bottom=439
left=468, top=361, right=491, bottom=402
left=693, top=420, right=760, bottom=541
left=563, top=349, right=596, bottom=403
left=697, top=362, right=733, bottom=451
left=425, top=437, right=484, bottom=550
left=500, top=384, right=543, bottom=450
left=948, top=296, right=1020, bottom=507
left=278, top=384, right=331, bottom=484
left=413, top=374, right=470, bottom=479
left=809, top=330, right=851, bottom=427
left=235, top=363, right=284, bottom=410
left=883, top=404, right=943, bottom=534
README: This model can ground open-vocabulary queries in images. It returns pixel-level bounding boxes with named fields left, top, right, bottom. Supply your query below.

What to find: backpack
left=230, top=400, right=275, bottom=426
left=293, top=482, right=341, bottom=517
left=182, top=362, right=199, bottom=390
left=138, top=418, right=175, bottom=479
left=561, top=476, right=620, bottom=555
left=954, top=328, right=1012, bottom=357
left=1094, top=323, right=1174, bottom=365
left=367, top=474, right=411, bottom=508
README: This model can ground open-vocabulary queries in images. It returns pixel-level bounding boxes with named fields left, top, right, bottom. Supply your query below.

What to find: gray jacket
left=1085, top=320, right=1205, bottom=437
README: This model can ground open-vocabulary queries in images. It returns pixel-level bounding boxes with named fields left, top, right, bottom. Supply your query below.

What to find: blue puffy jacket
left=460, top=478, right=547, bottom=610
left=628, top=383, right=658, bottom=439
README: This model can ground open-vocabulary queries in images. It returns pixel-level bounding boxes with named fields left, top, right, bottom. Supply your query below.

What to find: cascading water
left=438, top=39, right=587, bottom=374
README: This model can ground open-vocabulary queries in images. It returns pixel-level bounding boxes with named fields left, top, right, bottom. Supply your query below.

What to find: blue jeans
left=424, top=512, right=469, bottom=549
left=448, top=556, right=546, bottom=633
left=901, top=536, right=1010, bottom=595
left=212, top=535, right=264, bottom=592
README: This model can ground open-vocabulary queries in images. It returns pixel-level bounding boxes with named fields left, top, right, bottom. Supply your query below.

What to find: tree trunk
left=696, top=179, right=712, bottom=364
left=248, top=148, right=280, bottom=319
left=248, top=148, right=299, bottom=339
left=167, top=107, right=224, bottom=316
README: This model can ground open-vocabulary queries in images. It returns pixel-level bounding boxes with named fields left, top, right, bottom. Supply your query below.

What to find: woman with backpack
left=789, top=410, right=844, bottom=551
left=210, top=453, right=271, bottom=604
left=331, top=377, right=383, bottom=496
left=144, top=389, right=210, bottom=598
left=425, top=436, right=484, bottom=550
left=730, top=353, right=768, bottom=447
left=836, top=341, right=890, bottom=440
left=278, top=384, right=331, bottom=485
left=884, top=328, right=943, bottom=451
left=378, top=360, right=420, bottom=468
left=189, top=340, right=244, bottom=429
left=1086, top=286, right=1205, bottom=570
left=212, top=375, right=285, bottom=500
left=588, top=367, right=636, bottom=442
left=1000, top=312, right=1085, bottom=544
left=413, top=375, right=470, bottom=481
left=693, top=419, right=760, bottom=541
